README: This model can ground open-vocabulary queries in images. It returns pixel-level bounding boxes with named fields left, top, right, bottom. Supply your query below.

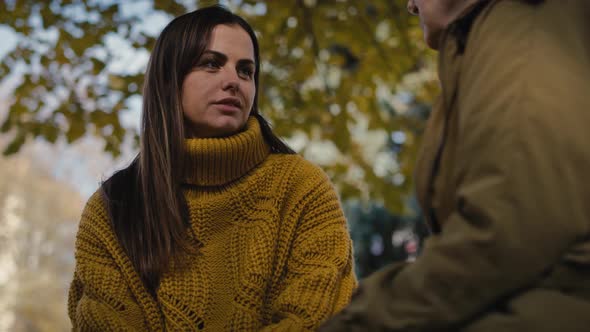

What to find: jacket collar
left=445, top=0, right=492, bottom=53
left=438, top=0, right=491, bottom=108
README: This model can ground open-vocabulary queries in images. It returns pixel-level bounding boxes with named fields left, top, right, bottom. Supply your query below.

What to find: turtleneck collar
left=183, top=116, right=271, bottom=186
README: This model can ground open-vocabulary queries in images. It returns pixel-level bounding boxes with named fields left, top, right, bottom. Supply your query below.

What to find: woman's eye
left=200, top=60, right=220, bottom=69
left=238, top=67, right=254, bottom=79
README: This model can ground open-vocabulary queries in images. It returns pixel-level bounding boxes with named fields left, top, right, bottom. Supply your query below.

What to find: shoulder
left=74, top=189, right=114, bottom=252
left=263, top=154, right=339, bottom=205
left=456, top=0, right=589, bottom=129
left=79, top=161, right=138, bottom=235
left=80, top=190, right=108, bottom=225
left=267, top=153, right=333, bottom=185
left=457, top=1, right=537, bottom=87
left=462, top=0, right=585, bottom=89
left=78, top=187, right=114, bottom=234
left=465, top=0, right=539, bottom=52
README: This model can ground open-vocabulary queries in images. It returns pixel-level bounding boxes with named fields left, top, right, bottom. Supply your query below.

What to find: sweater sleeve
left=261, top=163, right=357, bottom=331
left=68, top=192, right=151, bottom=331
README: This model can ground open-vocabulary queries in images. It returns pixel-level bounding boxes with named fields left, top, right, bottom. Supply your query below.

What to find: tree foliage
left=0, top=0, right=438, bottom=213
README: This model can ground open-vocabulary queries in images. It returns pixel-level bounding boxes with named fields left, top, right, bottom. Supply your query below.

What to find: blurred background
left=0, top=0, right=438, bottom=330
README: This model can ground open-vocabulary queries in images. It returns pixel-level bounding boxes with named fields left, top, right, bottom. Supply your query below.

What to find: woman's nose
left=221, top=69, right=240, bottom=92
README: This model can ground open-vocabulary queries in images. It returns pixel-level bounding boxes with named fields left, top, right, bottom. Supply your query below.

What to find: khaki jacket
left=320, top=1, right=590, bottom=331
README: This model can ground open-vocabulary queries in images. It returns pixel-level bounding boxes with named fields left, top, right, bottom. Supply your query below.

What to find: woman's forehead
left=207, top=24, right=255, bottom=61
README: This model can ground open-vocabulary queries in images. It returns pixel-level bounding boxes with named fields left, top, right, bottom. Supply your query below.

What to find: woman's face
left=181, top=24, right=256, bottom=138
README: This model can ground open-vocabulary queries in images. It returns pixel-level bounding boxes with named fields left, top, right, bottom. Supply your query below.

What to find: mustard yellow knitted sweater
left=68, top=117, right=357, bottom=331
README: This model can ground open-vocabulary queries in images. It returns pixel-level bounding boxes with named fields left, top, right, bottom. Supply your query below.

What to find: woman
left=321, top=0, right=590, bottom=331
left=68, top=5, right=356, bottom=331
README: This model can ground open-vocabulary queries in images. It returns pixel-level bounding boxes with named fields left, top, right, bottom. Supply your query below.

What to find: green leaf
left=3, top=132, right=26, bottom=155
left=41, top=123, right=60, bottom=143
left=66, top=122, right=85, bottom=143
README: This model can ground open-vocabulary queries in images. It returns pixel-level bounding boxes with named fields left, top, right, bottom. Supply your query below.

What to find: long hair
left=101, top=5, right=294, bottom=294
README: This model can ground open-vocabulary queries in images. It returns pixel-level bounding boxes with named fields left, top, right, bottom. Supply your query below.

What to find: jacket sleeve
left=68, top=192, right=152, bottom=331
left=319, top=1, right=590, bottom=331
left=261, top=163, right=357, bottom=331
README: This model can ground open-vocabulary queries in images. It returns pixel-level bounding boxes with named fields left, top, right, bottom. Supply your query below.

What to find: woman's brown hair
left=101, top=5, right=294, bottom=295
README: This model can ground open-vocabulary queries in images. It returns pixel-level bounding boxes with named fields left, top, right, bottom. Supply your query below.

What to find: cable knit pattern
left=68, top=117, right=357, bottom=331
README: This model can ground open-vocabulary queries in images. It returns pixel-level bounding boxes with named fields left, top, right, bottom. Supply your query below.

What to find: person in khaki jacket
left=320, top=0, right=590, bottom=331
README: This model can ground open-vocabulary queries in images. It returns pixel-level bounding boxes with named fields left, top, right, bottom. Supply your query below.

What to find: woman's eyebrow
left=237, top=59, right=255, bottom=68
left=201, top=50, right=227, bottom=62
left=202, top=50, right=254, bottom=66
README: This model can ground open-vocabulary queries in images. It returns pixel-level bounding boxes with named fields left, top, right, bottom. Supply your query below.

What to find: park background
left=0, top=0, right=438, bottom=330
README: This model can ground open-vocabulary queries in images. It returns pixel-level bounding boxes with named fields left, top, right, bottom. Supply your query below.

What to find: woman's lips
left=212, top=97, right=242, bottom=112
left=213, top=103, right=241, bottom=113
